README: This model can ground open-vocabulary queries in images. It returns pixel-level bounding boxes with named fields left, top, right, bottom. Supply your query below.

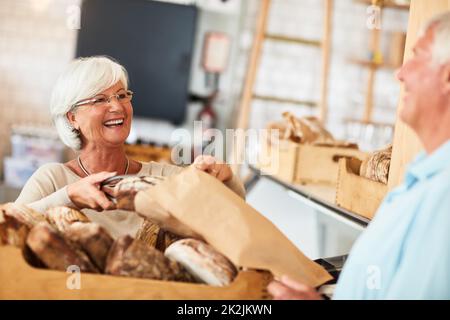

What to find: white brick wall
left=0, top=0, right=81, bottom=174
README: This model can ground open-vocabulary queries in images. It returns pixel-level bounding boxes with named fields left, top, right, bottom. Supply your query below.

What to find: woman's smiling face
left=67, top=81, right=133, bottom=149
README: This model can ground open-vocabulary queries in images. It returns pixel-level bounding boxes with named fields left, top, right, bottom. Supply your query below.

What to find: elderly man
left=268, top=11, right=450, bottom=299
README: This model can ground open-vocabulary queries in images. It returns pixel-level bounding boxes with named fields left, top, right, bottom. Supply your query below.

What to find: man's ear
left=442, top=62, right=450, bottom=95
left=66, top=111, right=79, bottom=130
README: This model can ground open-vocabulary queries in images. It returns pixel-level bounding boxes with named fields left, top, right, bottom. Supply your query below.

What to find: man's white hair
left=422, top=11, right=450, bottom=65
left=50, top=56, right=129, bottom=150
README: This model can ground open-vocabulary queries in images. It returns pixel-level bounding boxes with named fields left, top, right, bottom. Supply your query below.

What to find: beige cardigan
left=15, top=162, right=245, bottom=239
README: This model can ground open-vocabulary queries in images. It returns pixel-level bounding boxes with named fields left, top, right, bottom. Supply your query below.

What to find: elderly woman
left=15, top=56, right=245, bottom=239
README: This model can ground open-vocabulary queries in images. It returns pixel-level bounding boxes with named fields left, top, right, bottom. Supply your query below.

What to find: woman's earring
left=67, top=122, right=80, bottom=136
left=72, top=127, right=80, bottom=136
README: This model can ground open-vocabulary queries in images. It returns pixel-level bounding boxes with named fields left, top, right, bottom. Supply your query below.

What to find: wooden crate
left=335, top=158, right=388, bottom=220
left=125, top=144, right=172, bottom=164
left=295, top=145, right=368, bottom=185
left=257, top=140, right=299, bottom=182
left=0, top=245, right=272, bottom=299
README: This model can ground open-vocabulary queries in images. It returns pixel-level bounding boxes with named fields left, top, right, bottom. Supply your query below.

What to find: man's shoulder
left=428, top=165, right=450, bottom=192
left=420, top=168, right=450, bottom=220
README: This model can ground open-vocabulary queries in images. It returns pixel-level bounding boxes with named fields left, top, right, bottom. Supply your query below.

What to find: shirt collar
left=406, top=139, right=450, bottom=183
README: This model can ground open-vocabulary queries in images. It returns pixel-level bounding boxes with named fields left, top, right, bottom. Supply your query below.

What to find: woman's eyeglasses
left=71, top=89, right=133, bottom=109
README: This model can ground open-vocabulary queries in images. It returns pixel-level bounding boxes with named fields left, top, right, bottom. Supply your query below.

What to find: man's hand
left=267, top=275, right=323, bottom=300
left=192, top=155, right=232, bottom=182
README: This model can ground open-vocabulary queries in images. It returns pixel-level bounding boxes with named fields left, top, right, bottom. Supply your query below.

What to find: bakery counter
left=247, top=165, right=369, bottom=230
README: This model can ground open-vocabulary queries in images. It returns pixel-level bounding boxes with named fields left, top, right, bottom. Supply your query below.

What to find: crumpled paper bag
left=134, top=167, right=332, bottom=287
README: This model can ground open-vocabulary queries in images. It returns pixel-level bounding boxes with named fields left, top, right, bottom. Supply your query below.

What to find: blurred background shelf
left=354, top=0, right=410, bottom=10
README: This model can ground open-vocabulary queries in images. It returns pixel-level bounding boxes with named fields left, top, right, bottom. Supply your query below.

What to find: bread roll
left=64, top=222, right=114, bottom=272
left=26, top=222, right=99, bottom=273
left=46, top=206, right=90, bottom=232
left=165, top=239, right=237, bottom=286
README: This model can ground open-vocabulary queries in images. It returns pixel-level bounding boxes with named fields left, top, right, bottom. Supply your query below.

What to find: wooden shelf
left=348, top=57, right=398, bottom=70
left=354, top=0, right=410, bottom=10
left=252, top=94, right=317, bottom=108
left=264, top=33, right=321, bottom=47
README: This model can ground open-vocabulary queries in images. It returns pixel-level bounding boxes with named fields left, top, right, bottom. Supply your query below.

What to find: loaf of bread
left=165, top=239, right=237, bottom=286
left=26, top=222, right=100, bottom=273
left=360, top=145, right=392, bottom=184
left=46, top=206, right=90, bottom=232
left=0, top=207, right=30, bottom=248
left=104, top=235, right=134, bottom=275
left=63, top=222, right=113, bottom=272
left=135, top=219, right=182, bottom=252
left=106, top=238, right=196, bottom=282
left=102, top=175, right=167, bottom=211
left=2, top=203, right=47, bottom=228
left=281, top=112, right=335, bottom=145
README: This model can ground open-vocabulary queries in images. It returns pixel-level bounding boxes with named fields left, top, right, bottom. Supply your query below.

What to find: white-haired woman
left=15, top=56, right=245, bottom=239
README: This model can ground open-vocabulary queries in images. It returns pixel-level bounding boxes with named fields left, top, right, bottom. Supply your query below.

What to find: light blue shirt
left=333, top=140, right=450, bottom=300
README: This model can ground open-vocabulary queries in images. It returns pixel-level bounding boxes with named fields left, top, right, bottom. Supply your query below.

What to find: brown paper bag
left=134, top=167, right=332, bottom=287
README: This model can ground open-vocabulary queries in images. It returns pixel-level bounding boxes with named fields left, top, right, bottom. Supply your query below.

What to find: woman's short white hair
left=422, top=11, right=450, bottom=66
left=50, top=55, right=129, bottom=150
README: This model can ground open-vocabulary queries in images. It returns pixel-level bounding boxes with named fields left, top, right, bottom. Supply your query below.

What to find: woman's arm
left=19, top=187, right=73, bottom=213
left=15, top=164, right=116, bottom=213
left=15, top=164, right=74, bottom=213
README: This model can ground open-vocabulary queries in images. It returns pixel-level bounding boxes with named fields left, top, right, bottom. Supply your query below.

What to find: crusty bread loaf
left=360, top=145, right=392, bottom=184
left=2, top=203, right=47, bottom=228
left=135, top=219, right=182, bottom=252
left=122, top=240, right=196, bottom=282
left=26, top=222, right=99, bottom=273
left=63, top=222, right=114, bottom=272
left=165, top=239, right=237, bottom=286
left=102, top=175, right=167, bottom=211
left=104, top=235, right=134, bottom=275
left=106, top=238, right=196, bottom=282
left=282, top=112, right=334, bottom=145
left=0, top=207, right=30, bottom=248
left=46, top=206, right=90, bottom=232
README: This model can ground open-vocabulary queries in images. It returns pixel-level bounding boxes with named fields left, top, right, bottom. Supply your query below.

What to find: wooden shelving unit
left=232, top=0, right=334, bottom=173
left=352, top=0, right=410, bottom=123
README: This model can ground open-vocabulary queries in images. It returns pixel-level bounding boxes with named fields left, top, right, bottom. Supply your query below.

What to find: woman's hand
left=193, top=155, right=232, bottom=182
left=267, top=275, right=323, bottom=300
left=67, top=171, right=117, bottom=211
